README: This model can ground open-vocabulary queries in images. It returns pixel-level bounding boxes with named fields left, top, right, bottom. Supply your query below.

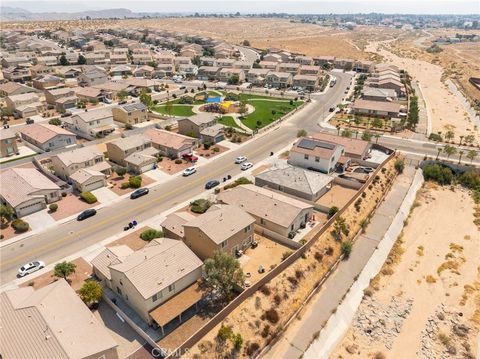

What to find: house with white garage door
left=51, top=146, right=112, bottom=192
left=0, top=168, right=61, bottom=217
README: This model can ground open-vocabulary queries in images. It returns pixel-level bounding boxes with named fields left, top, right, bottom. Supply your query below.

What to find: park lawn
left=218, top=116, right=242, bottom=130
left=152, top=105, right=194, bottom=117
left=239, top=95, right=303, bottom=129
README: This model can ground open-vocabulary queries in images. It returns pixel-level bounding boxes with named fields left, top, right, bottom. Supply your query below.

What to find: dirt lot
left=332, top=184, right=479, bottom=359
left=316, top=184, right=358, bottom=210
left=20, top=257, right=92, bottom=291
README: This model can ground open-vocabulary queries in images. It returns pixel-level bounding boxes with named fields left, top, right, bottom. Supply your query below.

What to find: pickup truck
left=182, top=153, right=199, bottom=162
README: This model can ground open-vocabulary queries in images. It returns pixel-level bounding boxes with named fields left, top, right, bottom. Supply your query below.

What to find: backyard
left=152, top=104, right=195, bottom=117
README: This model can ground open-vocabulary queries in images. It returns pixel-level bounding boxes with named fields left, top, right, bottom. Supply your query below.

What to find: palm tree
left=443, top=144, right=457, bottom=159
left=458, top=150, right=464, bottom=164
left=445, top=130, right=455, bottom=142
left=374, top=133, right=381, bottom=144
left=436, top=147, right=442, bottom=160
left=336, top=124, right=341, bottom=136
left=466, top=149, right=478, bottom=164
left=459, top=135, right=464, bottom=146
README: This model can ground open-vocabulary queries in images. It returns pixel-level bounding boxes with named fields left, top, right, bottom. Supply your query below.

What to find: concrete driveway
left=23, top=210, right=56, bottom=231
left=92, top=187, right=120, bottom=203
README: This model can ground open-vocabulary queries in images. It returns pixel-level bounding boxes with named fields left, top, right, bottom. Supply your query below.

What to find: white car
left=235, top=156, right=247, bottom=164
left=183, top=166, right=197, bottom=176
left=241, top=162, right=253, bottom=171
left=18, top=261, right=45, bottom=277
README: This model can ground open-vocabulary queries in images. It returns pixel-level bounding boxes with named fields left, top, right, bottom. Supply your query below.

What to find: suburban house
left=20, top=123, right=76, bottom=151
left=51, top=146, right=112, bottom=192
left=288, top=137, right=345, bottom=174
left=91, top=238, right=203, bottom=329
left=0, top=168, right=61, bottom=217
left=5, top=92, right=43, bottom=118
left=65, top=108, right=115, bottom=137
left=112, top=103, right=148, bottom=126
left=255, top=165, right=334, bottom=202
left=177, top=64, right=198, bottom=77
left=361, top=87, right=398, bottom=102
left=246, top=68, right=271, bottom=86
left=216, top=58, right=235, bottom=68
left=292, top=74, right=319, bottom=91
left=365, top=77, right=405, bottom=97
left=295, top=56, right=314, bottom=65
left=144, top=128, right=198, bottom=159
left=197, top=66, right=220, bottom=81
left=217, top=184, right=314, bottom=239
left=177, top=113, right=225, bottom=143
left=333, top=58, right=355, bottom=70
left=106, top=134, right=157, bottom=173
left=75, top=86, right=104, bottom=103
left=0, top=279, right=119, bottom=359
left=259, top=61, right=279, bottom=70
left=266, top=72, right=293, bottom=88
left=160, top=211, right=196, bottom=240
left=298, top=65, right=321, bottom=76
left=78, top=70, right=108, bottom=87
left=2, top=66, right=31, bottom=82
left=133, top=65, right=155, bottom=78
left=185, top=204, right=255, bottom=259
left=311, top=133, right=371, bottom=161
left=277, top=62, right=300, bottom=75
left=32, top=74, right=63, bottom=90
left=217, top=68, right=245, bottom=83
left=155, top=64, right=175, bottom=78
left=110, top=65, right=132, bottom=77
left=352, top=98, right=403, bottom=119
left=0, top=127, right=17, bottom=158
left=44, top=88, right=78, bottom=111
left=0, top=82, right=36, bottom=97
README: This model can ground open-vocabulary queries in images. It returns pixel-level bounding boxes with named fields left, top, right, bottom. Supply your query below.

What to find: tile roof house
left=32, top=74, right=63, bottom=90
left=176, top=204, right=256, bottom=260
left=0, top=81, right=36, bottom=97
left=65, top=108, right=115, bottom=137
left=197, top=66, right=220, bottom=81
left=112, top=102, right=148, bottom=126
left=246, top=68, right=271, bottom=85
left=92, top=238, right=203, bottom=326
left=266, top=72, right=293, bottom=89
left=311, top=133, right=371, bottom=160
left=0, top=168, right=61, bottom=217
left=106, top=134, right=157, bottom=173
left=177, top=113, right=225, bottom=143
left=292, top=74, right=319, bottom=91
left=160, top=211, right=196, bottom=240
left=78, top=69, right=108, bottom=87
left=361, top=86, right=398, bottom=102
left=352, top=98, right=403, bottom=118
left=0, top=128, right=18, bottom=158
left=0, top=279, right=119, bottom=359
left=144, top=128, right=198, bottom=159
left=255, top=165, right=334, bottom=202
left=289, top=137, right=345, bottom=174
left=5, top=92, right=44, bottom=118
left=20, top=123, right=76, bottom=151
left=44, top=87, right=78, bottom=111
left=217, top=68, right=245, bottom=83
left=217, top=184, right=314, bottom=238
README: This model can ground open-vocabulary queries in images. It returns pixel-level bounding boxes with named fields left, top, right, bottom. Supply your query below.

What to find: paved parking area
left=23, top=209, right=56, bottom=231
left=92, top=187, right=119, bottom=203
left=142, top=169, right=171, bottom=182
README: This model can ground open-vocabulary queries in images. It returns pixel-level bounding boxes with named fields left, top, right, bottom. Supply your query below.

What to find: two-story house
left=177, top=113, right=225, bottom=143
left=112, top=102, right=148, bottom=126
left=246, top=68, right=271, bottom=86
left=0, top=129, right=18, bottom=158
left=292, top=74, right=319, bottom=91
left=106, top=134, right=157, bottom=173
left=288, top=137, right=345, bottom=174
left=217, top=68, right=245, bottom=83
left=44, top=87, right=78, bottom=111
left=5, top=93, right=43, bottom=118
left=265, top=72, right=293, bottom=89
left=66, top=108, right=115, bottom=137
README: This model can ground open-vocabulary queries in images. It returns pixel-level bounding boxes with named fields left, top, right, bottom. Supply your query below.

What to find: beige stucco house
left=112, top=103, right=148, bottom=126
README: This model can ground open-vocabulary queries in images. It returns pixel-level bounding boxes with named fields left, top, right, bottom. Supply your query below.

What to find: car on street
left=235, top=156, right=247, bottom=164
left=179, top=86, right=186, bottom=90
left=182, top=153, right=199, bottom=162
left=183, top=167, right=197, bottom=176
left=329, top=107, right=335, bottom=112
left=18, top=260, right=45, bottom=277
left=241, top=162, right=253, bottom=171
left=77, top=208, right=97, bottom=221
left=130, top=188, right=149, bottom=199
left=205, top=179, right=220, bottom=189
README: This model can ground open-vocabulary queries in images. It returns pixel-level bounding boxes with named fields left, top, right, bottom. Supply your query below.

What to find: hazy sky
left=3, top=0, right=480, bottom=15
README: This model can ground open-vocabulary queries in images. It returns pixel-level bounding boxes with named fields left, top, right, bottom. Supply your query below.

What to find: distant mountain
left=0, top=7, right=143, bottom=21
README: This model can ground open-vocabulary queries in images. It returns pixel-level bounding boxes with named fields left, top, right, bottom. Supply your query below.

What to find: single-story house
left=352, top=99, right=403, bottom=118
left=19, top=123, right=76, bottom=151
left=144, top=128, right=198, bottom=159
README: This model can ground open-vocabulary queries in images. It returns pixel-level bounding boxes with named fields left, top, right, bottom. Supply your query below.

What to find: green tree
left=341, top=241, right=353, bottom=258
left=394, top=159, right=405, bottom=174
left=341, top=129, right=353, bottom=138
left=0, top=204, right=14, bottom=224
left=464, top=134, right=476, bottom=146
left=79, top=280, right=103, bottom=306
left=115, top=167, right=127, bottom=177
left=443, top=144, right=457, bottom=159
left=139, top=90, right=153, bottom=109
left=361, top=131, right=373, bottom=141
left=466, top=150, right=478, bottom=164
left=445, top=130, right=455, bottom=142
left=147, top=60, right=158, bottom=68
left=333, top=217, right=349, bottom=240
left=49, top=118, right=61, bottom=126
left=435, top=147, right=442, bottom=160
left=191, top=55, right=201, bottom=66
left=117, top=90, right=128, bottom=102
left=458, top=150, right=464, bottom=164
left=297, top=129, right=307, bottom=137
left=59, top=53, right=69, bottom=66
left=228, top=75, right=240, bottom=85
left=204, top=251, right=245, bottom=302
left=372, top=118, right=383, bottom=129
left=77, top=54, right=86, bottom=65
left=327, top=206, right=339, bottom=219
left=54, top=261, right=77, bottom=281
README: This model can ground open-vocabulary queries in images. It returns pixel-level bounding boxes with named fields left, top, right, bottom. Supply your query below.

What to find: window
left=315, top=156, right=320, bottom=162
left=168, top=284, right=175, bottom=292
left=244, top=225, right=251, bottom=232
left=304, top=154, right=309, bottom=160
left=119, top=279, right=123, bottom=286
left=49, top=142, right=54, bottom=147
left=221, top=240, right=228, bottom=248
left=260, top=218, right=265, bottom=225
left=116, top=287, right=122, bottom=295
left=152, top=293, right=158, bottom=302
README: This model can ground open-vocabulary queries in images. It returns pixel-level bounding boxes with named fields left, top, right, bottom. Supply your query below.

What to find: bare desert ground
left=331, top=184, right=479, bottom=359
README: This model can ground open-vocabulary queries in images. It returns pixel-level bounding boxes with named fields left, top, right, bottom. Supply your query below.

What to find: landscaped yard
left=238, top=94, right=303, bottom=129
left=49, top=193, right=96, bottom=221
left=217, top=116, right=242, bottom=130
left=109, top=173, right=155, bottom=195
left=152, top=104, right=195, bottom=117
left=157, top=157, right=192, bottom=175
left=331, top=113, right=402, bottom=133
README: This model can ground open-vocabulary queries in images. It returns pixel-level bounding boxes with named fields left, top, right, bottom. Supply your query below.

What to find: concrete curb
left=304, top=168, right=424, bottom=359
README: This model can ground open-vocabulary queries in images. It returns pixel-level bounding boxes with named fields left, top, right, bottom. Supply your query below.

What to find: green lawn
left=218, top=116, right=242, bottom=130
left=238, top=94, right=303, bottom=129
left=152, top=105, right=194, bottom=117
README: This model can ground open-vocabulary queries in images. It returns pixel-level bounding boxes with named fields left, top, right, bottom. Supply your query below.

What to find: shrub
left=273, top=294, right=282, bottom=306
left=61, top=192, right=67, bottom=197
left=326, top=246, right=334, bottom=256
left=125, top=123, right=133, bottom=130
left=140, top=229, right=163, bottom=241
left=48, top=118, right=61, bottom=126
left=328, top=206, right=339, bottom=219
left=212, top=147, right=219, bottom=153
left=282, top=251, right=292, bottom=260
left=422, top=164, right=453, bottom=185
left=174, top=159, right=183, bottom=164
left=217, top=325, right=233, bottom=341
left=394, top=159, right=405, bottom=174
left=190, top=199, right=212, bottom=213
left=264, top=308, right=279, bottom=324
left=49, top=203, right=58, bottom=212
left=232, top=333, right=243, bottom=350
left=115, top=167, right=127, bottom=177
left=203, top=142, right=212, bottom=150
left=224, top=177, right=252, bottom=190
left=121, top=182, right=130, bottom=189
left=314, top=252, right=323, bottom=262
left=261, top=325, right=270, bottom=338
left=12, top=219, right=29, bottom=233
left=287, top=276, right=298, bottom=286
left=80, top=192, right=97, bottom=204
left=259, top=285, right=271, bottom=296
left=341, top=241, right=353, bottom=258
left=247, top=342, right=260, bottom=356
left=128, top=176, right=142, bottom=189
left=373, top=352, right=386, bottom=359
left=297, top=129, right=307, bottom=137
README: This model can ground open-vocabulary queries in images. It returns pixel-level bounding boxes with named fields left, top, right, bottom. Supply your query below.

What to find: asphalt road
left=0, top=72, right=353, bottom=284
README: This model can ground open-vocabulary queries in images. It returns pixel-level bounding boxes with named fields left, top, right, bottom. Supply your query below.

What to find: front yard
left=49, top=193, right=96, bottom=221
left=195, top=144, right=229, bottom=159
left=157, top=157, right=192, bottom=175
left=109, top=173, right=155, bottom=195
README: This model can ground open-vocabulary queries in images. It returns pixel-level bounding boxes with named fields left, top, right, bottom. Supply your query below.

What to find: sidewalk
left=264, top=165, right=419, bottom=359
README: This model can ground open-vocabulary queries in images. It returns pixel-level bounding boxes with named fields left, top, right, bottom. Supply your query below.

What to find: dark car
left=329, top=107, right=335, bottom=112
left=61, top=112, right=72, bottom=117
left=205, top=180, right=220, bottom=189
left=130, top=188, right=149, bottom=199
left=25, top=118, right=34, bottom=124
left=77, top=208, right=97, bottom=221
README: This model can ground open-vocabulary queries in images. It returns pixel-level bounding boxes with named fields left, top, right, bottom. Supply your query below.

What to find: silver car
left=18, top=261, right=45, bottom=277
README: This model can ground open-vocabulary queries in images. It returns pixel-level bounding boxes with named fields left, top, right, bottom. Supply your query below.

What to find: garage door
left=140, top=163, right=155, bottom=173
left=17, top=202, right=45, bottom=217
left=84, top=180, right=104, bottom=192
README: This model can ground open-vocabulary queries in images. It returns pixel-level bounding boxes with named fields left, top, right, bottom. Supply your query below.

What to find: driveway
left=23, top=210, right=56, bottom=231
left=92, top=187, right=120, bottom=203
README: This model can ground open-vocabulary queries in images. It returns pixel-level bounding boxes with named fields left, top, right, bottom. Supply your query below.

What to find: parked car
left=25, top=118, right=34, bottom=124
left=130, top=188, right=149, bottom=199
left=241, top=162, right=253, bottom=171
left=329, top=107, right=335, bottom=112
left=205, top=179, right=220, bottom=189
left=18, top=260, right=45, bottom=277
left=179, top=85, right=186, bottom=90
left=77, top=208, right=97, bottom=221
left=60, top=112, right=72, bottom=117
left=182, top=153, right=199, bottom=162
left=183, top=167, right=197, bottom=176
left=235, top=156, right=247, bottom=164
